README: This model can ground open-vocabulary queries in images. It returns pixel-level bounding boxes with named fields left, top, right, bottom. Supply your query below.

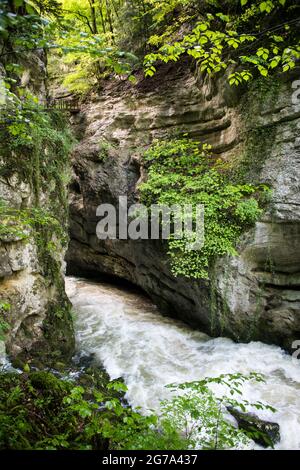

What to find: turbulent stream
left=66, top=276, right=300, bottom=450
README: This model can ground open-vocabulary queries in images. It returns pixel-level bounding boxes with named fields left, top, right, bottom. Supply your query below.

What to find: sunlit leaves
left=270, top=56, right=281, bottom=68
left=229, top=71, right=253, bottom=86
left=240, top=0, right=285, bottom=13
left=145, top=0, right=299, bottom=85
left=259, top=1, right=274, bottom=13
left=215, top=12, right=230, bottom=23
left=258, top=65, right=268, bottom=76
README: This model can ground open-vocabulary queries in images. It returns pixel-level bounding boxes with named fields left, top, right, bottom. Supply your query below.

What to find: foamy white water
left=66, top=276, right=300, bottom=450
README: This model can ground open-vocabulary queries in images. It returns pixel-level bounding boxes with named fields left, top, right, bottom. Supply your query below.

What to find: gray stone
left=67, top=65, right=300, bottom=352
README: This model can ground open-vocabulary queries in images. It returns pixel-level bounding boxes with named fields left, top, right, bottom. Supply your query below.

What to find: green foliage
left=162, top=372, right=276, bottom=449
left=98, top=138, right=115, bottom=161
left=2, top=1, right=298, bottom=90
left=0, top=370, right=168, bottom=450
left=0, top=1, right=60, bottom=59
left=144, top=0, right=300, bottom=84
left=1, top=1, right=138, bottom=95
left=0, top=200, right=65, bottom=242
left=139, top=138, right=268, bottom=279
left=4, top=1, right=297, bottom=91
left=47, top=0, right=139, bottom=93
left=0, top=370, right=275, bottom=450
left=117, top=0, right=194, bottom=56
left=0, top=302, right=10, bottom=341
left=54, top=28, right=138, bottom=94
left=0, top=371, right=98, bottom=450
left=0, top=88, right=73, bottom=209
left=0, top=200, right=29, bottom=241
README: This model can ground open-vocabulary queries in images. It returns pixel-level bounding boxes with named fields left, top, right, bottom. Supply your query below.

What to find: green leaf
left=258, top=66, right=268, bottom=76
left=198, top=23, right=208, bottom=32
left=216, top=13, right=230, bottom=22
left=13, top=0, right=25, bottom=7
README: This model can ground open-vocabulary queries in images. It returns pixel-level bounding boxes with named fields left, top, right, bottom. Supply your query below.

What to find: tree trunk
left=88, top=0, right=98, bottom=34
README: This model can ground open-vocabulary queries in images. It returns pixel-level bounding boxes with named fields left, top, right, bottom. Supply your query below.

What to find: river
left=66, top=276, right=300, bottom=450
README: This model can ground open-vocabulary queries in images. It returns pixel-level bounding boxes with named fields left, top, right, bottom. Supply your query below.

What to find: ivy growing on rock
left=144, top=0, right=300, bottom=84
left=140, top=138, right=269, bottom=279
left=0, top=302, right=10, bottom=341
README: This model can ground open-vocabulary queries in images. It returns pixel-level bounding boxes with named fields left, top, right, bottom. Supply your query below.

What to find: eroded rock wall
left=67, top=64, right=300, bottom=351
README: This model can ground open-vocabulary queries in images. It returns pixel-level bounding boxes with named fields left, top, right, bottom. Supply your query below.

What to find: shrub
left=139, top=138, right=269, bottom=279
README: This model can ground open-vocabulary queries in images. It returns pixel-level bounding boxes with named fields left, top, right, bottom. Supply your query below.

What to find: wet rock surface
left=67, top=65, right=300, bottom=351
left=227, top=406, right=280, bottom=448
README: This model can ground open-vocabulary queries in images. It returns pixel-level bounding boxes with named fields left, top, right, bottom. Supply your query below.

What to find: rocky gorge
left=67, top=63, right=300, bottom=353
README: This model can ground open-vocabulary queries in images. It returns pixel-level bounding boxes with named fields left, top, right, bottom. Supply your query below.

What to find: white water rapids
left=66, top=276, right=300, bottom=450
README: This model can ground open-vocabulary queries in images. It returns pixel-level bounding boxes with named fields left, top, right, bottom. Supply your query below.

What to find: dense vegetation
left=140, top=138, right=269, bottom=278
left=0, top=0, right=299, bottom=452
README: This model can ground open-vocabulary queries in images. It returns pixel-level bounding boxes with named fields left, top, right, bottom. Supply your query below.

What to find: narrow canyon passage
left=66, top=276, right=300, bottom=450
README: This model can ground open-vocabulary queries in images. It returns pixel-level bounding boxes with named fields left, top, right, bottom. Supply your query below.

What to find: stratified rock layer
left=67, top=64, right=300, bottom=352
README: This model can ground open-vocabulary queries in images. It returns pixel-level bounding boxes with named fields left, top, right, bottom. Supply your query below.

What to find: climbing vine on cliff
left=140, top=138, right=269, bottom=279
left=0, top=84, right=74, bottom=353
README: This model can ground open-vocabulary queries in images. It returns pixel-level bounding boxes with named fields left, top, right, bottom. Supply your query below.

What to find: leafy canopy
left=139, top=138, right=269, bottom=279
left=3, top=1, right=298, bottom=92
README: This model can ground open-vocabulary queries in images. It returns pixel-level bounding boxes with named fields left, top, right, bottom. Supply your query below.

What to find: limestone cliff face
left=0, top=177, right=74, bottom=364
left=0, top=53, right=74, bottom=365
left=67, top=63, right=300, bottom=352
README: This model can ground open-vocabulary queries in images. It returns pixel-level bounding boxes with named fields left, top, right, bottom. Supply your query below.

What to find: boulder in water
left=227, top=406, right=280, bottom=448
